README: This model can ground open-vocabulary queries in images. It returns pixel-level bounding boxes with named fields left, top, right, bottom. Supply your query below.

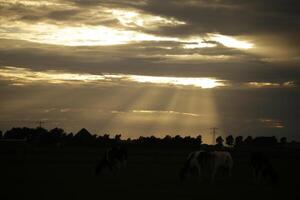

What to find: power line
left=36, top=121, right=48, bottom=128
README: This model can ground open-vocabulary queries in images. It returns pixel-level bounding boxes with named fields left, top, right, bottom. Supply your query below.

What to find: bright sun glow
left=209, top=34, right=254, bottom=49
left=35, top=24, right=175, bottom=46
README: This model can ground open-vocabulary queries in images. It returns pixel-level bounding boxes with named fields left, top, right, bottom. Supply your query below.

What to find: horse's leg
left=122, top=158, right=127, bottom=168
left=196, top=165, right=202, bottom=183
left=210, top=168, right=216, bottom=184
left=257, top=169, right=263, bottom=184
left=106, top=160, right=115, bottom=175
left=227, top=167, right=232, bottom=178
left=116, top=161, right=122, bottom=174
left=252, top=168, right=257, bottom=183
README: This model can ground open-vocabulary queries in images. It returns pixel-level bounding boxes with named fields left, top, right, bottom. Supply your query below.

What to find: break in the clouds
left=0, top=0, right=300, bottom=142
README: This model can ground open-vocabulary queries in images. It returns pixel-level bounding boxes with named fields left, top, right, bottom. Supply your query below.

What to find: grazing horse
left=251, top=152, right=278, bottom=184
left=180, top=150, right=204, bottom=182
left=95, top=146, right=127, bottom=174
left=180, top=150, right=233, bottom=183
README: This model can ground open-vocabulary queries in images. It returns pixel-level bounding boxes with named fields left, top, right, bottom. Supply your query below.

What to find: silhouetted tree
left=280, top=137, right=287, bottom=145
left=4, top=127, right=31, bottom=140
left=216, top=136, right=224, bottom=146
left=50, top=127, right=65, bottom=144
left=235, top=136, right=244, bottom=146
left=244, top=136, right=253, bottom=145
left=150, top=135, right=158, bottom=144
left=0, top=130, right=2, bottom=139
left=252, top=136, right=278, bottom=146
left=196, top=135, right=202, bottom=144
left=174, top=135, right=183, bottom=143
left=226, top=135, right=234, bottom=146
left=115, top=134, right=121, bottom=141
left=50, top=127, right=64, bottom=136
left=61, top=132, right=73, bottom=145
left=74, top=128, right=94, bottom=145
left=163, top=135, right=172, bottom=141
left=103, top=134, right=110, bottom=140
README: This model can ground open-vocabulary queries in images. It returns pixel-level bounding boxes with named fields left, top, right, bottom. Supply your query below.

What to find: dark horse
left=251, top=152, right=278, bottom=184
left=95, top=146, right=128, bottom=174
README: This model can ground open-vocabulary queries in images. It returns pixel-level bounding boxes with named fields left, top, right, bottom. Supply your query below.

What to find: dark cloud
left=135, top=0, right=300, bottom=35
left=0, top=39, right=300, bottom=84
left=47, top=9, right=83, bottom=20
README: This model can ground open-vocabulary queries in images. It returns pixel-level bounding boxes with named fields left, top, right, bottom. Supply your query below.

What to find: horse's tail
left=179, top=152, right=195, bottom=182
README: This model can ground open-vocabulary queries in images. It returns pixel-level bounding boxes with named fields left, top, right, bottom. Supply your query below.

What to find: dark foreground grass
left=1, top=146, right=300, bottom=200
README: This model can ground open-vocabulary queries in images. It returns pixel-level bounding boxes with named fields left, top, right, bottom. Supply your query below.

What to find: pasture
left=1, top=145, right=300, bottom=200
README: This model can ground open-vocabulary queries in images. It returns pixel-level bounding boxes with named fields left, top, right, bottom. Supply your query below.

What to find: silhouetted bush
left=235, top=136, right=244, bottom=146
left=226, top=135, right=234, bottom=146
left=196, top=135, right=202, bottom=144
left=0, top=126, right=287, bottom=148
left=244, top=136, right=253, bottom=145
left=280, top=137, right=287, bottom=145
left=252, top=136, right=278, bottom=146
left=216, top=136, right=224, bottom=147
left=73, top=128, right=95, bottom=145
left=115, top=134, right=122, bottom=141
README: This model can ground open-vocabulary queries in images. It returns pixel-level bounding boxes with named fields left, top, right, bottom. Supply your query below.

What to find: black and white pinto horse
left=250, top=152, right=278, bottom=184
left=95, top=146, right=128, bottom=174
left=180, top=150, right=233, bottom=182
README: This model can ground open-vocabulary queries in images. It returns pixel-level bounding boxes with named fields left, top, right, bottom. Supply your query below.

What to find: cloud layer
left=0, top=0, right=300, bottom=141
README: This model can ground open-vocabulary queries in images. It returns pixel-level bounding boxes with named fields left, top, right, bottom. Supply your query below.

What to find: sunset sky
left=0, top=0, right=300, bottom=142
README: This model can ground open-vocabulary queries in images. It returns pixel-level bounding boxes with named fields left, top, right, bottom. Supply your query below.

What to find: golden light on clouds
left=0, top=66, right=226, bottom=89
left=182, top=37, right=217, bottom=49
left=259, top=119, right=284, bottom=129
left=0, top=20, right=255, bottom=50
left=116, top=110, right=201, bottom=118
left=246, top=81, right=296, bottom=88
left=0, top=0, right=61, bottom=6
left=1, top=67, right=297, bottom=90
left=161, top=54, right=234, bottom=63
left=111, top=9, right=185, bottom=28
left=127, top=75, right=226, bottom=89
left=0, top=66, right=105, bottom=84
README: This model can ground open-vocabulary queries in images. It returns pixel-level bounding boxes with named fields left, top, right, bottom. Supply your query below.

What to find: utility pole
left=210, top=127, right=218, bottom=144
left=36, top=121, right=47, bottom=128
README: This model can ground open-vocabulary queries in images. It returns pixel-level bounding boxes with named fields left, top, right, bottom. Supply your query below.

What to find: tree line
left=0, top=127, right=289, bottom=147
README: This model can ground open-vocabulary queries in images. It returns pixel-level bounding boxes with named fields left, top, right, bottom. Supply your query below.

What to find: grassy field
left=1, top=145, right=300, bottom=200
